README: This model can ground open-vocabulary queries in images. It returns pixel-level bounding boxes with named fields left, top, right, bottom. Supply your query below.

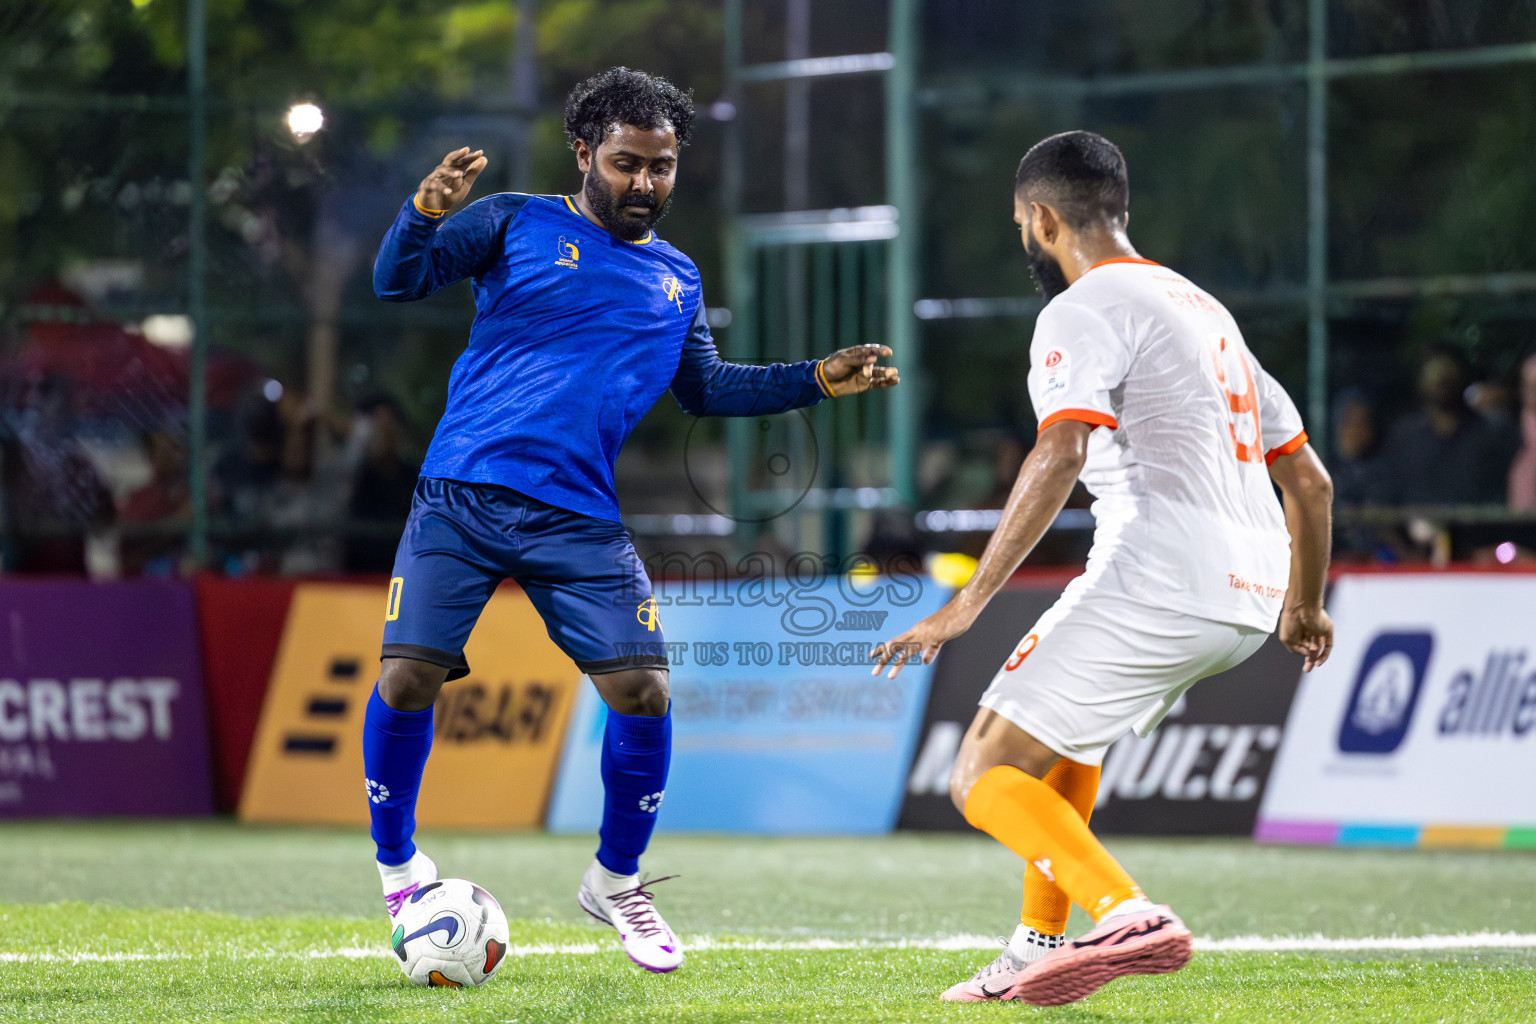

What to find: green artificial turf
left=0, top=823, right=1533, bottom=1022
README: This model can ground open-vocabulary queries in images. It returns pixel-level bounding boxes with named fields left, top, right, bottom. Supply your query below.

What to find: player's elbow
left=672, top=389, right=709, bottom=417
left=373, top=278, right=412, bottom=303
left=372, top=262, right=417, bottom=302
left=1273, top=447, right=1333, bottom=509
left=1035, top=419, right=1092, bottom=477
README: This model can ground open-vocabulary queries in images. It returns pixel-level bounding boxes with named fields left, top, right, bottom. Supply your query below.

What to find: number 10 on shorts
left=385, top=577, right=404, bottom=621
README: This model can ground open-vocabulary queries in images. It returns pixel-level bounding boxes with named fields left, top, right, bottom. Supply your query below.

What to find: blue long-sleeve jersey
left=374, top=193, right=832, bottom=522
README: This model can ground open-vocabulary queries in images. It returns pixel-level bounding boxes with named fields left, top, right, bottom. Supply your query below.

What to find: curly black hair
left=563, top=67, right=695, bottom=151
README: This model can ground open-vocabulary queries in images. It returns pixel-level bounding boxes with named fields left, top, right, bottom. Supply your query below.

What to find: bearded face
left=1024, top=213, right=1070, bottom=301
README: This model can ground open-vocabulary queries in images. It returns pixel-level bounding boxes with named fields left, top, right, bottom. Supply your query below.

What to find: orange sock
left=964, top=764, right=1143, bottom=923
left=1019, top=759, right=1101, bottom=935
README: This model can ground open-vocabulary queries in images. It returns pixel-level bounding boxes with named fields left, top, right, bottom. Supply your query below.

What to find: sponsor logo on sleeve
left=1041, top=349, right=1069, bottom=397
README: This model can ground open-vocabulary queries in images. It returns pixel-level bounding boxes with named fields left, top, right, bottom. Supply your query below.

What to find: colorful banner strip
left=1255, top=820, right=1536, bottom=849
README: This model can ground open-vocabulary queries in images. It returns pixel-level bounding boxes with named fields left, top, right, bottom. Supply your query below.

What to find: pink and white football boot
left=379, top=849, right=438, bottom=920
left=940, top=943, right=1034, bottom=1001
left=1008, top=904, right=1193, bottom=1006
left=578, top=861, right=684, bottom=973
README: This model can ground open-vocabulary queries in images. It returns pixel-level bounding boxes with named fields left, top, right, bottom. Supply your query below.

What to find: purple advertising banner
left=0, top=580, right=213, bottom=816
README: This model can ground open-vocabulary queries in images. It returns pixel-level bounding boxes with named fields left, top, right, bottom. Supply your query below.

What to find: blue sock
left=596, top=708, right=672, bottom=876
left=362, top=685, right=435, bottom=866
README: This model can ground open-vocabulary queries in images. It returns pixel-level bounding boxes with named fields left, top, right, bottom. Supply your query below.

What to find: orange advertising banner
left=239, top=582, right=582, bottom=828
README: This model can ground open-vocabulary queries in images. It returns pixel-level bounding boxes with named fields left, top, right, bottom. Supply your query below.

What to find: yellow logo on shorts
left=385, top=577, right=404, bottom=621
left=636, top=597, right=660, bottom=632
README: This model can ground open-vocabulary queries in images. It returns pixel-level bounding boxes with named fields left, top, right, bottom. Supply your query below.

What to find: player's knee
left=948, top=761, right=978, bottom=815
left=593, top=668, right=670, bottom=717
left=377, top=658, right=450, bottom=712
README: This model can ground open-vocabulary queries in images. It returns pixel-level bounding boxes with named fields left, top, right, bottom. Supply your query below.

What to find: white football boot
left=379, top=849, right=438, bottom=920
left=577, top=860, right=684, bottom=973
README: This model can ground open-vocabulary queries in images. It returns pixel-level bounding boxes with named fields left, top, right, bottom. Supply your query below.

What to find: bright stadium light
left=285, top=102, right=325, bottom=140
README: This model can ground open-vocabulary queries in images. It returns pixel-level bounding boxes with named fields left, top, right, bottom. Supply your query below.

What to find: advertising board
left=899, top=581, right=1302, bottom=835
left=547, top=571, right=949, bottom=834
left=1258, top=573, right=1536, bottom=848
left=239, top=582, right=581, bottom=828
left=0, top=580, right=212, bottom=816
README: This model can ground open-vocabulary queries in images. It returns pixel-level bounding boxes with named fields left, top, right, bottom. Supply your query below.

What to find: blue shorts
left=381, top=477, right=667, bottom=679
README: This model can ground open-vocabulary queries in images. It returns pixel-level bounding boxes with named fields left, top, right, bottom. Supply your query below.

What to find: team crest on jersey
left=661, top=275, right=684, bottom=313
left=1041, top=349, right=1070, bottom=396
left=556, top=235, right=580, bottom=269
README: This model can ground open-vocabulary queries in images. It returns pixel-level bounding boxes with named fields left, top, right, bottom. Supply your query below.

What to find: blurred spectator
left=344, top=395, right=420, bottom=573
left=265, top=391, right=347, bottom=575
left=1329, top=389, right=1396, bottom=561
left=1508, top=354, right=1536, bottom=512
left=118, top=428, right=191, bottom=575
left=1383, top=347, right=1519, bottom=505
left=215, top=391, right=283, bottom=526
left=0, top=374, right=114, bottom=573
left=1330, top=389, right=1393, bottom=506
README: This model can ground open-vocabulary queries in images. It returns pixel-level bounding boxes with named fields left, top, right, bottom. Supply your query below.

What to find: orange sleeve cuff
left=1038, top=408, right=1117, bottom=433
left=413, top=194, right=450, bottom=218
left=1264, top=430, right=1308, bottom=466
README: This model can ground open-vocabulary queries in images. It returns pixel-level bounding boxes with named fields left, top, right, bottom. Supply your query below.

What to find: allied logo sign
left=556, top=235, right=580, bottom=269
left=1259, top=574, right=1536, bottom=844
left=1337, top=632, right=1433, bottom=754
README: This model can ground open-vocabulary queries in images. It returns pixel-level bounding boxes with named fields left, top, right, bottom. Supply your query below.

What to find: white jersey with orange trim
left=1026, top=257, right=1306, bottom=632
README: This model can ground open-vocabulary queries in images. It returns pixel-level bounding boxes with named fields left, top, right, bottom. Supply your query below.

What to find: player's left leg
left=940, top=757, right=1100, bottom=1002
left=943, top=589, right=1268, bottom=1005
left=948, top=709, right=1187, bottom=1006
left=572, top=666, right=681, bottom=972
left=509, top=497, right=681, bottom=972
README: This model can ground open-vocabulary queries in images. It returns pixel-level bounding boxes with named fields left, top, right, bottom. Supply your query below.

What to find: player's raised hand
left=1279, top=602, right=1334, bottom=672
left=417, top=147, right=488, bottom=213
left=870, top=600, right=975, bottom=679
left=820, top=344, right=899, bottom=396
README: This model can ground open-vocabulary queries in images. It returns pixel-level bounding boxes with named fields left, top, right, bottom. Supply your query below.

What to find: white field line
left=4, top=932, right=1536, bottom=964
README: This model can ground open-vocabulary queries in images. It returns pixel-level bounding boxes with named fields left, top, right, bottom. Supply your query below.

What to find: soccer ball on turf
left=390, top=878, right=511, bottom=987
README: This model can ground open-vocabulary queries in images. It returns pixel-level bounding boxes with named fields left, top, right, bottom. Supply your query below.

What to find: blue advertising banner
left=547, top=572, right=950, bottom=834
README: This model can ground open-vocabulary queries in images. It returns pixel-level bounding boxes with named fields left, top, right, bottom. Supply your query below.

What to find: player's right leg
left=365, top=478, right=503, bottom=920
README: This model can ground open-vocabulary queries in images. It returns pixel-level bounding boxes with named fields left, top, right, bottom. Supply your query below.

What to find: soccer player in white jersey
left=872, top=130, right=1335, bottom=1007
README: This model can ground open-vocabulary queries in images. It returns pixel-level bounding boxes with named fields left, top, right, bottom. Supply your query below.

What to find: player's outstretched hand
left=870, top=600, right=975, bottom=679
left=820, top=344, right=899, bottom=396
left=417, top=147, right=488, bottom=214
left=1279, top=602, right=1334, bottom=672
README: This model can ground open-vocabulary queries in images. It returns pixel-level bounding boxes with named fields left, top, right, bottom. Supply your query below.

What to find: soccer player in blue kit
left=364, top=67, right=899, bottom=974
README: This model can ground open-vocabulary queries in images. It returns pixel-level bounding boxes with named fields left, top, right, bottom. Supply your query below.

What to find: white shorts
left=978, top=581, right=1268, bottom=766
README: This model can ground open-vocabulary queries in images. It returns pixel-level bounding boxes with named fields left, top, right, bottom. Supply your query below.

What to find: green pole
left=885, top=0, right=920, bottom=506
left=187, top=0, right=209, bottom=566
left=721, top=0, right=752, bottom=542
left=1306, top=0, right=1329, bottom=455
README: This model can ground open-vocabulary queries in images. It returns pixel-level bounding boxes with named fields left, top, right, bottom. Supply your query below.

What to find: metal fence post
left=187, top=0, right=210, bottom=566
left=886, top=0, right=920, bottom=506
left=1306, top=0, right=1330, bottom=454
